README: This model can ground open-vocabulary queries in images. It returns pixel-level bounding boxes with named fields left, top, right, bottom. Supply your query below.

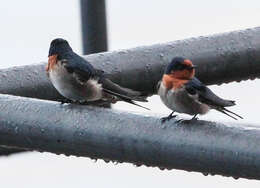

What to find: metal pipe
left=80, top=0, right=109, bottom=107
left=0, top=27, right=260, bottom=101
left=0, top=0, right=110, bottom=156
left=0, top=146, right=25, bottom=156
left=80, top=0, right=108, bottom=54
left=0, top=94, right=259, bottom=180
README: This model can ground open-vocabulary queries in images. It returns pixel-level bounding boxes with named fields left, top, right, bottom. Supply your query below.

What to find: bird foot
left=59, top=98, right=74, bottom=104
left=161, top=115, right=177, bottom=123
left=190, top=116, right=199, bottom=121
left=177, top=117, right=198, bottom=124
left=175, top=119, right=185, bottom=123
left=59, top=99, right=87, bottom=105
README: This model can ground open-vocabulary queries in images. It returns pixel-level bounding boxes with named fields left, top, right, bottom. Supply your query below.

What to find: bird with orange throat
left=46, top=38, right=149, bottom=109
left=158, top=57, right=243, bottom=123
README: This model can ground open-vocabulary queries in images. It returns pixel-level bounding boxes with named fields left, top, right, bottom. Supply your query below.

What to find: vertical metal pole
left=80, top=0, right=109, bottom=107
left=80, top=0, right=108, bottom=55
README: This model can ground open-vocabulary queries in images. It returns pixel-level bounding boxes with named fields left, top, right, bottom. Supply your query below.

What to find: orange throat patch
left=162, top=74, right=188, bottom=90
left=46, top=54, right=58, bottom=72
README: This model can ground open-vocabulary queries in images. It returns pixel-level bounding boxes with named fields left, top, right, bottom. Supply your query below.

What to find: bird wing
left=62, top=53, right=148, bottom=109
left=100, top=78, right=148, bottom=102
left=62, top=53, right=99, bottom=85
left=185, top=77, right=235, bottom=107
left=184, top=77, right=242, bottom=120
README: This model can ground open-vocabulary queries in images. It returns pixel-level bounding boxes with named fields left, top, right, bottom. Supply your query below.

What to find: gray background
left=0, top=0, right=260, bottom=187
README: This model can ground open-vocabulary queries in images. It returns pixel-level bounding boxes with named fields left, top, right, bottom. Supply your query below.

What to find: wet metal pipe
left=0, top=94, right=260, bottom=180
left=0, top=27, right=260, bottom=101
left=80, top=0, right=109, bottom=107
left=80, top=0, right=108, bottom=54
left=0, top=0, right=109, bottom=156
left=0, top=146, right=25, bottom=156
left=1, top=27, right=260, bottom=155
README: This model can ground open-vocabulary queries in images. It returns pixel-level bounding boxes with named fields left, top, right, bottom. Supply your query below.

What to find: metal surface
left=0, top=64, right=62, bottom=100
left=0, top=0, right=109, bottom=156
left=80, top=0, right=108, bottom=54
left=0, top=27, right=259, bottom=102
left=0, top=146, right=25, bottom=156
left=0, top=94, right=259, bottom=179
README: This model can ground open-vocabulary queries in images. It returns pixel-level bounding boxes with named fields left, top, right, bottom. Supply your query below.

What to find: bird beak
left=187, top=65, right=197, bottom=70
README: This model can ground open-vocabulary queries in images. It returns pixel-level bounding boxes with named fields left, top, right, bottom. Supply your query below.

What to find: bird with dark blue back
left=158, top=57, right=243, bottom=122
left=46, top=38, right=148, bottom=109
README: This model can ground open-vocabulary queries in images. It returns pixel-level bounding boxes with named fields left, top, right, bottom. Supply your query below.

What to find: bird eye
left=178, top=64, right=186, bottom=70
left=62, top=60, right=68, bottom=64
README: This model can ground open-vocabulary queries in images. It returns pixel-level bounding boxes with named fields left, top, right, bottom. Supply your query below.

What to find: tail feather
left=100, top=78, right=148, bottom=102
left=103, top=88, right=150, bottom=110
left=225, top=100, right=236, bottom=107
left=222, top=107, right=243, bottom=119
left=215, top=107, right=243, bottom=120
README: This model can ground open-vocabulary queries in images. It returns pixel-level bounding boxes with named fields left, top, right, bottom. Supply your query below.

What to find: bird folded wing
left=185, top=77, right=235, bottom=107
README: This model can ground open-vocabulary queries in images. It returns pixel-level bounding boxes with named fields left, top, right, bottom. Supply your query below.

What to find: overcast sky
left=0, top=0, right=260, bottom=187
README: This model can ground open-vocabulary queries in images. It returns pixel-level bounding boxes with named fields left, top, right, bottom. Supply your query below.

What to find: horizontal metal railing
left=0, top=27, right=259, bottom=100
left=0, top=94, right=259, bottom=179
left=0, top=26, right=260, bottom=179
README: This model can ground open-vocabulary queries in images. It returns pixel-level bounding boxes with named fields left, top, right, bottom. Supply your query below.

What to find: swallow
left=46, top=38, right=148, bottom=109
left=158, top=57, right=243, bottom=122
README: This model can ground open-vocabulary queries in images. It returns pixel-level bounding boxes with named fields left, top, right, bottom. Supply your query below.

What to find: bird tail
left=223, top=100, right=236, bottom=107
left=102, top=88, right=150, bottom=110
left=100, top=78, right=149, bottom=110
left=215, top=106, right=243, bottom=120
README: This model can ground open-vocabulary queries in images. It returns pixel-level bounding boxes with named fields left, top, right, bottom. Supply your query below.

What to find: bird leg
left=161, top=111, right=177, bottom=123
left=177, top=114, right=198, bottom=124
left=190, top=114, right=198, bottom=121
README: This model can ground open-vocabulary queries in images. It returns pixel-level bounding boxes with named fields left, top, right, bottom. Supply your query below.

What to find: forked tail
left=215, top=107, right=243, bottom=120
left=103, top=88, right=150, bottom=110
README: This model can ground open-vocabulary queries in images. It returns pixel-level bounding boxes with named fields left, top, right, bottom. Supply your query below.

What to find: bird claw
left=59, top=99, right=87, bottom=105
left=191, top=117, right=198, bottom=121
left=59, top=98, right=73, bottom=104
left=177, top=117, right=198, bottom=124
left=175, top=119, right=185, bottom=123
left=161, top=115, right=177, bottom=123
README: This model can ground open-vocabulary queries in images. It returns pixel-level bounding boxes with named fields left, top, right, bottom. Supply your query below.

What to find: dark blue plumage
left=158, top=57, right=242, bottom=122
left=46, top=38, right=148, bottom=109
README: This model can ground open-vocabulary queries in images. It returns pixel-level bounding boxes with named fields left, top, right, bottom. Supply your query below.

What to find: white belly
left=48, top=63, right=102, bottom=102
left=158, top=83, right=210, bottom=115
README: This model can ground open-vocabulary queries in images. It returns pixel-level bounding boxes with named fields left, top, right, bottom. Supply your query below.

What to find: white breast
left=158, top=82, right=210, bottom=115
left=48, top=61, right=103, bottom=102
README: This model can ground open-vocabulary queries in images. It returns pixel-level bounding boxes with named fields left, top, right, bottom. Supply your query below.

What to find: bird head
left=46, top=38, right=72, bottom=72
left=48, top=38, right=72, bottom=57
left=164, top=57, right=196, bottom=80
